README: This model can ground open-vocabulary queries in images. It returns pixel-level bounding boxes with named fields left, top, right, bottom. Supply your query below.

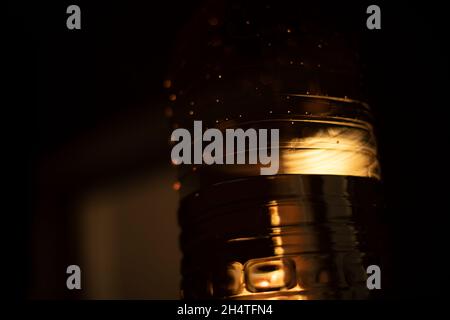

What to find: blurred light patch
left=78, top=167, right=180, bottom=299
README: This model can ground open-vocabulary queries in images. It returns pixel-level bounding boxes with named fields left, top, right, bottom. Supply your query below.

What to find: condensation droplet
left=169, top=94, right=177, bottom=101
left=208, top=17, right=219, bottom=26
left=218, top=74, right=222, bottom=79
left=163, top=79, right=172, bottom=89
left=189, top=101, right=195, bottom=106
left=164, top=107, right=173, bottom=118
left=172, top=181, right=181, bottom=191
left=189, top=110, right=194, bottom=116
left=246, top=20, right=250, bottom=25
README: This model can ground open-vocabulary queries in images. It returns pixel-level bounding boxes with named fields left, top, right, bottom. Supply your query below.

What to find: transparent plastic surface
left=176, top=96, right=381, bottom=300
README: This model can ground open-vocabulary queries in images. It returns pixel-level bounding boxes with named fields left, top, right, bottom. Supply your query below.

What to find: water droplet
left=300, top=61, right=304, bottom=65
left=306, top=91, right=310, bottom=95
left=318, top=44, right=322, bottom=49
left=218, top=74, right=222, bottom=79
left=189, top=101, right=195, bottom=106
left=246, top=20, right=250, bottom=25
left=225, top=118, right=228, bottom=121
left=291, top=121, right=294, bottom=124
left=169, top=94, right=177, bottom=101
left=317, top=64, right=321, bottom=68
left=287, top=110, right=291, bottom=114
left=192, top=166, right=197, bottom=172
left=286, top=28, right=292, bottom=33
left=216, top=120, right=219, bottom=123
left=172, top=181, right=181, bottom=191
left=289, top=60, right=294, bottom=65
left=239, top=114, right=242, bottom=118
left=269, top=110, right=273, bottom=114
left=286, top=96, right=290, bottom=100
left=164, top=107, right=173, bottom=118
left=189, top=110, right=194, bottom=116
left=163, top=79, right=172, bottom=89
left=336, top=140, right=340, bottom=144
left=216, top=98, right=220, bottom=103
left=194, top=193, right=199, bottom=197
left=267, top=42, right=272, bottom=47
left=208, top=17, right=219, bottom=26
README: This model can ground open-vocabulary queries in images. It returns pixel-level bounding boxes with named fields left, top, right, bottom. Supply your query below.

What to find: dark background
left=6, top=0, right=449, bottom=299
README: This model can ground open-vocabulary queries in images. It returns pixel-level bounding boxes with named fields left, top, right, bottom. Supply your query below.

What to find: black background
left=6, top=0, right=449, bottom=300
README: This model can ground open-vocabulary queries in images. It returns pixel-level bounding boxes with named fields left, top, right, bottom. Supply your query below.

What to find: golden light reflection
left=247, top=260, right=290, bottom=291
left=282, top=125, right=380, bottom=179
left=210, top=117, right=380, bottom=180
left=268, top=204, right=284, bottom=255
left=268, top=205, right=281, bottom=227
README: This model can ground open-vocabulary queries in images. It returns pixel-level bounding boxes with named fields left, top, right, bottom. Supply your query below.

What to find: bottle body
left=176, top=96, right=381, bottom=299
left=166, top=1, right=383, bottom=299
